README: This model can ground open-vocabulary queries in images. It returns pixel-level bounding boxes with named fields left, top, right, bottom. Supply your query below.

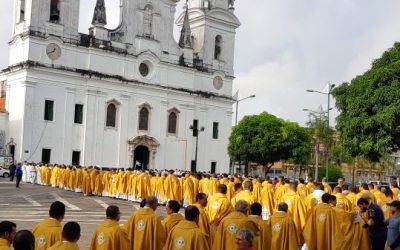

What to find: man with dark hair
left=232, top=180, right=255, bottom=207
left=358, top=196, right=387, bottom=250
left=357, top=183, right=376, bottom=203
left=268, top=202, right=300, bottom=250
left=249, top=202, right=270, bottom=250
left=194, top=193, right=210, bottom=242
left=13, top=230, right=35, bottom=250
left=205, top=184, right=233, bottom=242
left=0, top=221, right=16, bottom=250
left=90, top=205, right=129, bottom=250
left=303, top=192, right=343, bottom=249
left=33, top=201, right=65, bottom=250
left=124, top=196, right=166, bottom=250
left=48, top=222, right=80, bottom=250
left=162, top=200, right=184, bottom=232
left=165, top=206, right=210, bottom=249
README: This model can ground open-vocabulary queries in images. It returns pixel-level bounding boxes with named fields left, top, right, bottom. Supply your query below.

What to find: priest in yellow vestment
left=89, top=205, right=129, bottom=250
left=124, top=196, right=166, bottom=250
left=162, top=200, right=184, bottom=232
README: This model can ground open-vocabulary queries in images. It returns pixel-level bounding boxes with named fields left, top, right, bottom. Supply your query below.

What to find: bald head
left=244, top=181, right=253, bottom=192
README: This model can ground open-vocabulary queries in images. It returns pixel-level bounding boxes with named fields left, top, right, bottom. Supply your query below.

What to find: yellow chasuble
left=249, top=215, right=271, bottom=250
left=253, top=182, right=263, bottom=202
left=162, top=213, right=185, bottom=232
left=231, top=190, right=255, bottom=207
left=124, top=207, right=166, bottom=250
left=334, top=193, right=353, bottom=212
left=82, top=169, right=92, bottom=196
left=279, top=190, right=307, bottom=232
left=89, top=219, right=129, bottom=250
left=199, top=178, right=210, bottom=196
left=165, top=220, right=210, bottom=250
left=377, top=195, right=393, bottom=219
left=47, top=241, right=79, bottom=250
left=302, top=203, right=343, bottom=250
left=0, top=238, right=11, bottom=250
left=211, top=211, right=259, bottom=250
left=164, top=174, right=182, bottom=201
left=205, top=192, right=233, bottom=244
left=268, top=211, right=300, bottom=250
left=332, top=207, right=357, bottom=250
left=190, top=176, right=199, bottom=197
left=297, top=183, right=309, bottom=200
left=351, top=211, right=372, bottom=250
left=306, top=182, right=315, bottom=193
left=183, top=178, right=195, bottom=206
left=90, top=169, right=98, bottom=192
left=392, top=187, right=400, bottom=200
left=32, top=218, right=62, bottom=250
left=226, top=181, right=235, bottom=201
left=156, top=175, right=166, bottom=202
left=356, top=190, right=376, bottom=204
left=208, top=178, right=219, bottom=196
left=137, top=173, right=151, bottom=199
left=74, top=168, right=83, bottom=191
left=323, top=182, right=332, bottom=194
left=194, top=203, right=211, bottom=242
left=261, top=185, right=275, bottom=218
left=274, top=184, right=288, bottom=204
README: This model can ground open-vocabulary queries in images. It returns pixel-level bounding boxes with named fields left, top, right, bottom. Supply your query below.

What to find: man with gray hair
left=212, top=200, right=259, bottom=250
left=124, top=196, right=166, bottom=250
left=236, top=228, right=254, bottom=250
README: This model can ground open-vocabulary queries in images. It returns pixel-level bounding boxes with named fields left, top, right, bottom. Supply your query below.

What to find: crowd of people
left=3, top=162, right=400, bottom=249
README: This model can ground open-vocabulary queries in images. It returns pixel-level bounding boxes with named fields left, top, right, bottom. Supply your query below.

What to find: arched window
left=19, top=0, right=26, bottom=22
left=139, top=107, right=149, bottom=131
left=106, top=103, right=117, bottom=127
left=168, top=112, right=177, bottom=134
left=214, top=35, right=222, bottom=60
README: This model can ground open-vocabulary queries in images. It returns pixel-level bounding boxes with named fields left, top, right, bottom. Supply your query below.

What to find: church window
left=41, top=148, right=51, bottom=164
left=139, top=63, right=149, bottom=77
left=214, top=35, right=222, bottom=60
left=44, top=100, right=54, bottom=121
left=106, top=103, right=117, bottom=127
left=212, top=122, right=219, bottom=139
left=211, top=161, right=217, bottom=174
left=168, top=111, right=178, bottom=134
left=50, top=0, right=60, bottom=23
left=139, top=107, right=149, bottom=131
left=74, top=104, right=83, bottom=124
left=19, top=0, right=26, bottom=22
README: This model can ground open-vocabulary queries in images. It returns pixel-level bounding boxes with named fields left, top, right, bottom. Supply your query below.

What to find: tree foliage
left=313, top=165, right=343, bottom=182
left=332, top=42, right=400, bottom=161
left=228, top=112, right=312, bottom=174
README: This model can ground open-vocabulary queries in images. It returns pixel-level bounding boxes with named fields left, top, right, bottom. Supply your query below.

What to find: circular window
left=213, top=76, right=223, bottom=90
left=139, top=63, right=150, bottom=77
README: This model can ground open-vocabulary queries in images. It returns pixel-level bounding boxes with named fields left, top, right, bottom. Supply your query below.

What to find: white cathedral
left=0, top=0, right=241, bottom=173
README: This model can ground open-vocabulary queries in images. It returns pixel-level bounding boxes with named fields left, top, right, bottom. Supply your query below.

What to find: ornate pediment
left=127, top=135, right=159, bottom=151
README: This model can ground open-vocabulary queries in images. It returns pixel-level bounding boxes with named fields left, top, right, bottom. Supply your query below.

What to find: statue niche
left=143, top=5, right=153, bottom=38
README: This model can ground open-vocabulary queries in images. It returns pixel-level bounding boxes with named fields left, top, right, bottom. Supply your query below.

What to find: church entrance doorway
left=134, top=145, right=149, bottom=170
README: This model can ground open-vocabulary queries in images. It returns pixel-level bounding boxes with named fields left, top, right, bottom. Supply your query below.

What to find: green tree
left=332, top=42, right=400, bottom=161
left=228, top=112, right=312, bottom=174
left=315, top=165, right=343, bottom=182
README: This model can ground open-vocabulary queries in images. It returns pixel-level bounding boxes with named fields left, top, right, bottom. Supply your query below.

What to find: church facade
left=0, top=0, right=240, bottom=173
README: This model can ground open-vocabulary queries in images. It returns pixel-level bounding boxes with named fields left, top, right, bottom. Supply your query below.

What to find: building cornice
left=1, top=60, right=235, bottom=103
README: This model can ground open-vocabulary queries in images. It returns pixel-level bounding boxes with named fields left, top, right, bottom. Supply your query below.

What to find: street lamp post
left=231, top=94, right=256, bottom=174
left=306, top=83, right=335, bottom=180
left=190, top=124, right=204, bottom=173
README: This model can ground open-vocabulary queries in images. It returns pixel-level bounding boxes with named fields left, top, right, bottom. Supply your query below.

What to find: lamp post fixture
left=231, top=94, right=256, bottom=174
left=235, top=94, right=256, bottom=126
left=190, top=124, right=204, bottom=173
left=306, top=83, right=335, bottom=180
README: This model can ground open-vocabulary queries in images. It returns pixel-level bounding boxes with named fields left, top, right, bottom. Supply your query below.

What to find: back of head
left=321, top=193, right=332, bottom=204
left=277, top=202, right=288, bottom=213
left=235, top=200, right=249, bottom=214
left=333, top=186, right=342, bottom=194
left=299, top=178, right=305, bottom=184
left=140, top=199, right=147, bottom=208
left=361, top=183, right=368, bottom=190
left=244, top=181, right=253, bottom=191
left=146, top=196, right=158, bottom=207
left=62, top=222, right=80, bottom=242
left=167, top=200, right=181, bottom=213
left=185, top=206, right=199, bottom=222
left=106, top=206, right=120, bottom=220
left=49, top=201, right=66, bottom=220
left=195, top=193, right=207, bottom=202
left=0, top=221, right=16, bottom=237
left=218, top=184, right=228, bottom=194
left=357, top=197, right=369, bottom=206
left=315, top=183, right=324, bottom=191
left=289, top=182, right=297, bottom=191
left=13, top=230, right=35, bottom=250
left=250, top=202, right=262, bottom=216
left=234, top=183, right=242, bottom=192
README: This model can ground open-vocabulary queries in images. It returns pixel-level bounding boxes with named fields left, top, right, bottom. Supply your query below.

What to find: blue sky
left=1, top=0, right=400, bottom=126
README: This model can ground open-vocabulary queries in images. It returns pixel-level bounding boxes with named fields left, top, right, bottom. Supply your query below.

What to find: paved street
left=0, top=177, right=170, bottom=249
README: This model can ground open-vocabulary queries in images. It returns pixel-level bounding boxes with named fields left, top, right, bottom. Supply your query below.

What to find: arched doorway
left=133, top=145, right=150, bottom=170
